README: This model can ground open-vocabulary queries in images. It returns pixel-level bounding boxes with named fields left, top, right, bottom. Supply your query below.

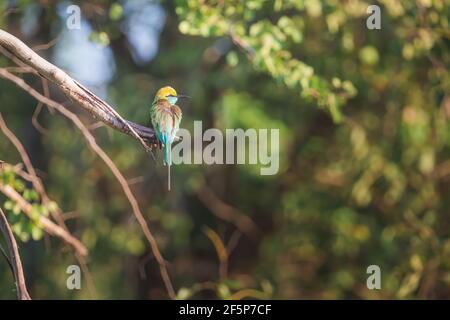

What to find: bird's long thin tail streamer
left=168, top=164, right=171, bottom=191
left=164, top=142, right=172, bottom=191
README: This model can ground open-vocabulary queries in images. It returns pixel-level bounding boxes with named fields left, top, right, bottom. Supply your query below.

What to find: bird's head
left=154, top=86, right=189, bottom=105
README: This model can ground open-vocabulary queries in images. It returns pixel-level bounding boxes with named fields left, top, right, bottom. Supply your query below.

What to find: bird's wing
left=151, top=101, right=182, bottom=145
left=170, top=104, right=182, bottom=136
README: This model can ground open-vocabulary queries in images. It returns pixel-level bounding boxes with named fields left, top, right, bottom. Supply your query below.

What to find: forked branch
left=0, top=67, right=175, bottom=299
left=0, top=208, right=31, bottom=300
left=0, top=29, right=158, bottom=150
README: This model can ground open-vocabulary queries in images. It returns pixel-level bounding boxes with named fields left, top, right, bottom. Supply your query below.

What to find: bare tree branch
left=203, top=227, right=228, bottom=280
left=1, top=104, right=65, bottom=228
left=0, top=114, right=96, bottom=295
left=197, top=179, right=260, bottom=239
left=0, top=208, right=31, bottom=300
left=0, top=29, right=158, bottom=150
left=0, top=114, right=48, bottom=202
left=0, top=69, right=175, bottom=299
left=0, top=184, right=88, bottom=257
left=0, top=113, right=88, bottom=256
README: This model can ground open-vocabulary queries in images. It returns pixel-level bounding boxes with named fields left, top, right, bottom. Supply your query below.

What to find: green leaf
left=12, top=203, right=21, bottom=215
left=30, top=205, right=41, bottom=220
left=31, top=224, right=44, bottom=241
left=4, top=200, right=13, bottom=210
left=109, top=3, right=123, bottom=21
left=176, top=287, right=192, bottom=300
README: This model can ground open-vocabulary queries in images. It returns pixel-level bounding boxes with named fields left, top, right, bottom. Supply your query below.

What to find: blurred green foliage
left=0, top=0, right=450, bottom=299
left=176, top=0, right=358, bottom=122
left=0, top=166, right=49, bottom=242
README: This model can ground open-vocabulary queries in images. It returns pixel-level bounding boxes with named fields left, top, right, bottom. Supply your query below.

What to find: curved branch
left=0, top=69, right=175, bottom=299
left=0, top=184, right=88, bottom=257
left=0, top=29, right=176, bottom=299
left=0, top=208, right=31, bottom=300
left=0, top=113, right=97, bottom=296
left=0, top=113, right=49, bottom=202
left=0, top=29, right=158, bottom=150
left=197, top=179, right=260, bottom=239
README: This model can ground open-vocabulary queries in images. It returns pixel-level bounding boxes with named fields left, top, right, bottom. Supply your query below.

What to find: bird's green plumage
left=150, top=86, right=183, bottom=190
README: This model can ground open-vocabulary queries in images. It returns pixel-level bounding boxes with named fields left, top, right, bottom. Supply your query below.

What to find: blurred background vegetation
left=0, top=0, right=449, bottom=299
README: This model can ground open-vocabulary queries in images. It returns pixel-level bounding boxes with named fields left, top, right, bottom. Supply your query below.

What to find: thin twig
left=226, top=230, right=242, bottom=256
left=0, top=113, right=83, bottom=242
left=32, top=36, right=60, bottom=52
left=0, top=29, right=158, bottom=149
left=0, top=132, right=95, bottom=296
left=0, top=113, right=48, bottom=200
left=203, top=226, right=228, bottom=279
left=32, top=102, right=49, bottom=134
left=0, top=184, right=88, bottom=257
left=0, top=208, right=31, bottom=300
left=0, top=69, right=175, bottom=299
left=197, top=179, right=260, bottom=239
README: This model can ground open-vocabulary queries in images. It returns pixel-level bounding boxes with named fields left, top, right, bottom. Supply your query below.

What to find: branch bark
left=197, top=179, right=260, bottom=239
left=0, top=184, right=88, bottom=257
left=0, top=208, right=31, bottom=300
left=0, top=69, right=174, bottom=298
left=0, top=28, right=176, bottom=299
left=0, top=28, right=158, bottom=150
left=0, top=113, right=97, bottom=296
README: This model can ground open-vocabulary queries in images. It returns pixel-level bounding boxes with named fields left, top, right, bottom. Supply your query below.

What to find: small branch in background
left=229, top=33, right=255, bottom=61
left=197, top=179, right=260, bottom=239
left=0, top=208, right=31, bottom=300
left=226, top=230, right=242, bottom=256
left=0, top=29, right=158, bottom=150
left=2, top=66, right=35, bottom=73
left=61, top=211, right=80, bottom=221
left=1, top=162, right=33, bottom=182
left=0, top=29, right=175, bottom=298
left=0, top=113, right=88, bottom=255
left=31, top=35, right=60, bottom=52
left=127, top=176, right=145, bottom=186
left=0, top=114, right=48, bottom=201
left=0, top=112, right=96, bottom=294
left=88, top=121, right=105, bottom=131
left=32, top=102, right=49, bottom=134
left=0, top=112, right=68, bottom=229
left=0, top=69, right=175, bottom=299
left=228, top=288, right=269, bottom=300
left=203, top=226, right=229, bottom=279
left=32, top=78, right=53, bottom=130
left=0, top=184, right=88, bottom=257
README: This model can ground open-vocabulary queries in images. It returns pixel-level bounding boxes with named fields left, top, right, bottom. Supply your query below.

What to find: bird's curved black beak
left=177, top=94, right=191, bottom=99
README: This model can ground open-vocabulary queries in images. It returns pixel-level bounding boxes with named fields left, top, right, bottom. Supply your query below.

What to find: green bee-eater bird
left=150, top=86, right=188, bottom=190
